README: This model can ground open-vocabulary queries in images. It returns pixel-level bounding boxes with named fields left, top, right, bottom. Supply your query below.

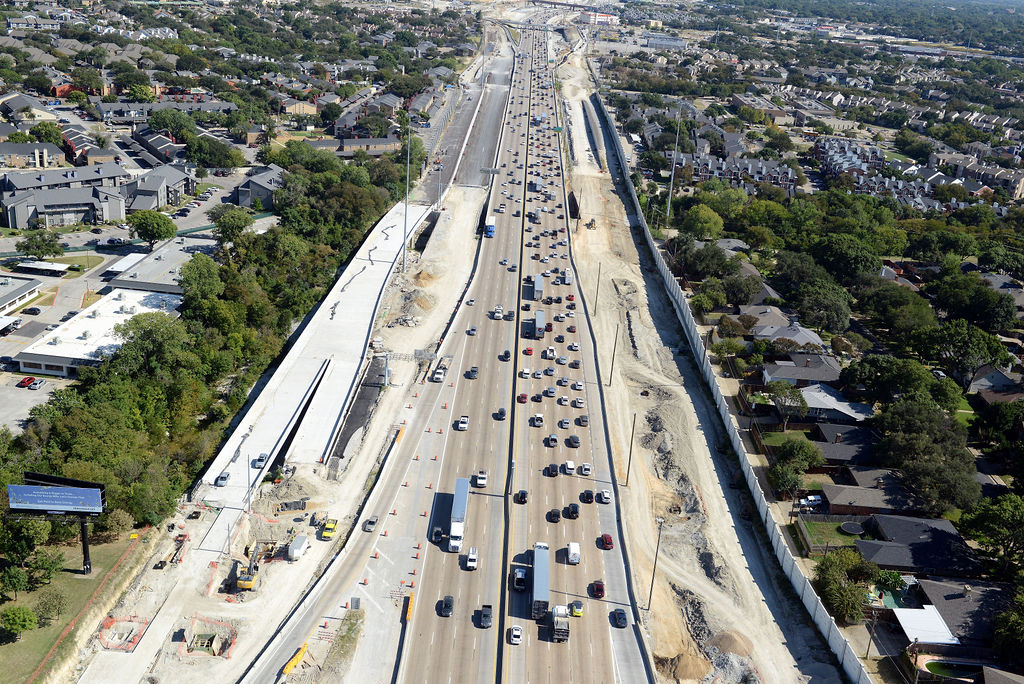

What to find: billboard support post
left=80, top=517, right=91, bottom=574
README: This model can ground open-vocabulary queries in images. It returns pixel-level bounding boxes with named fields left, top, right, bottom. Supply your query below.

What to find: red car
left=567, top=294, right=575, bottom=301
left=16, top=376, right=35, bottom=388
left=518, top=393, right=528, bottom=403
left=601, top=533, right=614, bottom=550
left=567, top=325, right=577, bottom=333
left=592, top=580, right=605, bottom=598
left=524, top=347, right=533, bottom=355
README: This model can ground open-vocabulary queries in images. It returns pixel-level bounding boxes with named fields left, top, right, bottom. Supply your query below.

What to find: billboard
left=7, top=485, right=104, bottom=516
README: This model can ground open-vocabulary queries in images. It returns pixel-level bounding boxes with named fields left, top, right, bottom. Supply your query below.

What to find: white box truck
left=287, top=535, right=309, bottom=561
left=567, top=541, right=580, bottom=565
left=449, top=477, right=470, bottom=552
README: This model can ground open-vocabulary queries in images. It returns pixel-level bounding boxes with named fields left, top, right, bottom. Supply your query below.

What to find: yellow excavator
left=237, top=541, right=273, bottom=591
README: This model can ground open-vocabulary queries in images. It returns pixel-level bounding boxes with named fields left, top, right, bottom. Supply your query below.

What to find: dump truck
left=551, top=604, right=570, bottom=642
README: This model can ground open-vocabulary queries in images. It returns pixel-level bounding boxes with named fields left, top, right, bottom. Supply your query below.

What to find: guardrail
left=590, top=93, right=873, bottom=684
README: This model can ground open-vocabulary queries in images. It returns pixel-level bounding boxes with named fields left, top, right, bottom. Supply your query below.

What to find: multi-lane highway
left=402, top=26, right=648, bottom=684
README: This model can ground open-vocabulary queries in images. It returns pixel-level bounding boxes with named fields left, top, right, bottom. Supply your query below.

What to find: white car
left=597, top=489, right=612, bottom=504
left=572, top=397, right=585, bottom=408
left=509, top=624, right=522, bottom=645
left=456, top=415, right=469, bottom=431
left=466, top=298, right=475, bottom=306
left=572, top=381, right=584, bottom=390
left=568, top=342, right=579, bottom=351
left=558, top=396, right=569, bottom=406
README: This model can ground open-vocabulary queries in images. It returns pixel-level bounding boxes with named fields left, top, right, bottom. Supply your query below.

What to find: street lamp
left=647, top=516, right=665, bottom=611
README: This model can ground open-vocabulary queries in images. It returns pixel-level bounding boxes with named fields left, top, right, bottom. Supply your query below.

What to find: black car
left=516, top=489, right=528, bottom=504
left=565, top=503, right=579, bottom=519
left=548, top=508, right=561, bottom=523
left=568, top=435, right=580, bottom=448
left=22, top=307, right=41, bottom=315
left=441, top=595, right=454, bottom=617
left=500, top=350, right=510, bottom=361
left=522, top=303, right=532, bottom=311
left=468, top=366, right=479, bottom=379
left=432, top=526, right=443, bottom=544
left=582, top=489, right=594, bottom=504
left=547, top=463, right=558, bottom=477
left=497, top=407, right=507, bottom=421
left=612, top=608, right=628, bottom=628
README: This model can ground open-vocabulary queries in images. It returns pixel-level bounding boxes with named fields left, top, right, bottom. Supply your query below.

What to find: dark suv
left=441, top=595, right=454, bottom=617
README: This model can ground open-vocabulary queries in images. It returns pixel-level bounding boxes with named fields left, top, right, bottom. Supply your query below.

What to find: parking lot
left=0, top=369, right=68, bottom=430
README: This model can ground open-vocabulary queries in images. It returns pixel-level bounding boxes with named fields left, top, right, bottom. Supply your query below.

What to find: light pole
left=402, top=117, right=411, bottom=273
left=647, top=517, right=665, bottom=611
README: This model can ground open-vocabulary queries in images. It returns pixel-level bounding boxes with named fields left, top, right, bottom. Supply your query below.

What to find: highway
left=402, top=25, right=648, bottom=684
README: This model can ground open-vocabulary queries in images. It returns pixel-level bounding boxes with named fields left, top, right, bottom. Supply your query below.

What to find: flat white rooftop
left=18, top=288, right=182, bottom=365
left=109, top=236, right=217, bottom=293
left=0, top=273, right=41, bottom=309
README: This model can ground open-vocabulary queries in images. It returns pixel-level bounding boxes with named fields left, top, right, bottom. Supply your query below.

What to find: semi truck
left=534, top=311, right=545, bottom=340
left=531, top=542, right=550, bottom=620
left=484, top=215, right=496, bottom=238
left=449, top=477, right=469, bottom=552
left=563, top=269, right=574, bottom=286
left=551, top=604, right=570, bottom=642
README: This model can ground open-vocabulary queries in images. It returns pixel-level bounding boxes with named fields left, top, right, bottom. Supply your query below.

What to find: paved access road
left=402, top=26, right=648, bottom=684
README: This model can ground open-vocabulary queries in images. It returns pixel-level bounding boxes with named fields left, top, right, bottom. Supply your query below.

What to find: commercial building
left=109, top=235, right=217, bottom=294
left=15, top=288, right=182, bottom=377
left=0, top=273, right=42, bottom=315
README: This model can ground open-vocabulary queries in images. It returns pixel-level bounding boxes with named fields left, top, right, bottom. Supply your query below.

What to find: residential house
left=761, top=353, right=841, bottom=387
left=968, top=364, right=1021, bottom=394
left=0, top=143, right=64, bottom=169
left=281, top=98, right=317, bottom=117
left=812, top=425, right=876, bottom=465
left=750, top=322, right=824, bottom=350
left=0, top=93, right=57, bottom=122
left=798, top=383, right=874, bottom=423
left=235, top=164, right=283, bottom=210
left=122, top=166, right=194, bottom=212
left=894, top=578, right=1016, bottom=654
left=132, top=127, right=185, bottom=164
left=340, top=136, right=401, bottom=157
left=368, top=93, right=403, bottom=116
left=4, top=186, right=125, bottom=230
left=736, top=304, right=789, bottom=328
left=856, top=516, right=982, bottom=577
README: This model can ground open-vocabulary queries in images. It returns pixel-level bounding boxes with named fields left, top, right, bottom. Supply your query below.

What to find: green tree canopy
left=16, top=230, right=63, bottom=259
left=128, top=210, right=176, bottom=250
left=766, top=380, right=808, bottom=430
left=961, top=494, right=1024, bottom=577
left=924, top=319, right=1012, bottom=389
left=29, top=121, right=63, bottom=146
left=680, top=204, right=724, bottom=240
left=0, top=605, right=37, bottom=640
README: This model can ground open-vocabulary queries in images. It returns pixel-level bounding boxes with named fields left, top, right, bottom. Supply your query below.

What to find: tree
left=721, top=275, right=761, bottom=306
left=810, top=234, right=880, bottom=285
left=0, top=566, right=29, bottom=600
left=873, top=398, right=980, bottom=513
left=930, top=272, right=1017, bottom=333
left=961, top=494, right=1024, bottom=577
left=179, top=254, right=224, bottom=315
left=27, top=549, right=64, bottom=587
left=70, top=67, right=103, bottom=94
left=859, top=281, right=936, bottom=346
left=768, top=462, right=803, bottom=499
left=681, top=204, right=724, bottom=240
left=23, top=71, right=52, bottom=94
left=775, top=438, right=825, bottom=472
left=212, top=207, right=254, bottom=249
left=103, top=509, right=135, bottom=539
left=812, top=548, right=878, bottom=624
left=797, top=281, right=851, bottom=332
left=766, top=380, right=808, bottom=430
left=925, top=319, right=1012, bottom=390
left=35, top=588, right=69, bottom=625
left=320, top=102, right=342, bottom=126
left=0, top=606, right=37, bottom=640
left=149, top=109, right=196, bottom=141
left=994, top=590, right=1024, bottom=660
left=16, top=230, right=63, bottom=259
left=128, top=211, right=176, bottom=250
left=710, top=337, right=745, bottom=361
left=6, top=131, right=33, bottom=143
left=29, top=121, right=63, bottom=146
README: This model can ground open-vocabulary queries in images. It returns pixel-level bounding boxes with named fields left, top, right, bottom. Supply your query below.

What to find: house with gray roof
left=761, top=352, right=841, bottom=387
left=857, top=516, right=981, bottom=577
left=123, top=166, right=194, bottom=212
left=235, top=164, right=283, bottom=210
left=799, top=382, right=874, bottom=423
left=4, top=186, right=125, bottom=230
left=0, top=163, right=130, bottom=194
left=751, top=322, right=824, bottom=350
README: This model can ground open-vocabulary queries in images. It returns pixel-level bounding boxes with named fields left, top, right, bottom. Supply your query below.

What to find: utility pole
left=865, top=614, right=878, bottom=658
left=593, top=261, right=601, bottom=314
left=647, top=517, right=665, bottom=610
left=665, top=109, right=680, bottom=226
left=607, top=322, right=619, bottom=387
left=624, top=412, right=637, bottom=486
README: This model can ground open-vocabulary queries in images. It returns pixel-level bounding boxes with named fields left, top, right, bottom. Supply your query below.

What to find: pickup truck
left=481, top=604, right=493, bottom=628
left=456, top=415, right=469, bottom=431
left=475, top=470, right=488, bottom=487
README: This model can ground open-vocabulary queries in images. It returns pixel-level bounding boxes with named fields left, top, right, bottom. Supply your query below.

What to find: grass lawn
left=196, top=182, right=222, bottom=194
left=50, top=255, right=104, bottom=279
left=0, top=534, right=144, bottom=684
left=760, top=429, right=813, bottom=449
left=884, top=150, right=913, bottom=163
left=803, top=521, right=861, bottom=550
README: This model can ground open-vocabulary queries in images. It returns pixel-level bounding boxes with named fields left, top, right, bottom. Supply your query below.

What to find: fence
left=591, top=93, right=874, bottom=684
left=794, top=514, right=870, bottom=555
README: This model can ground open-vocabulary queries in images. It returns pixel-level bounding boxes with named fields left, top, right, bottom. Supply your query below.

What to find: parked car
left=16, top=376, right=35, bottom=388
